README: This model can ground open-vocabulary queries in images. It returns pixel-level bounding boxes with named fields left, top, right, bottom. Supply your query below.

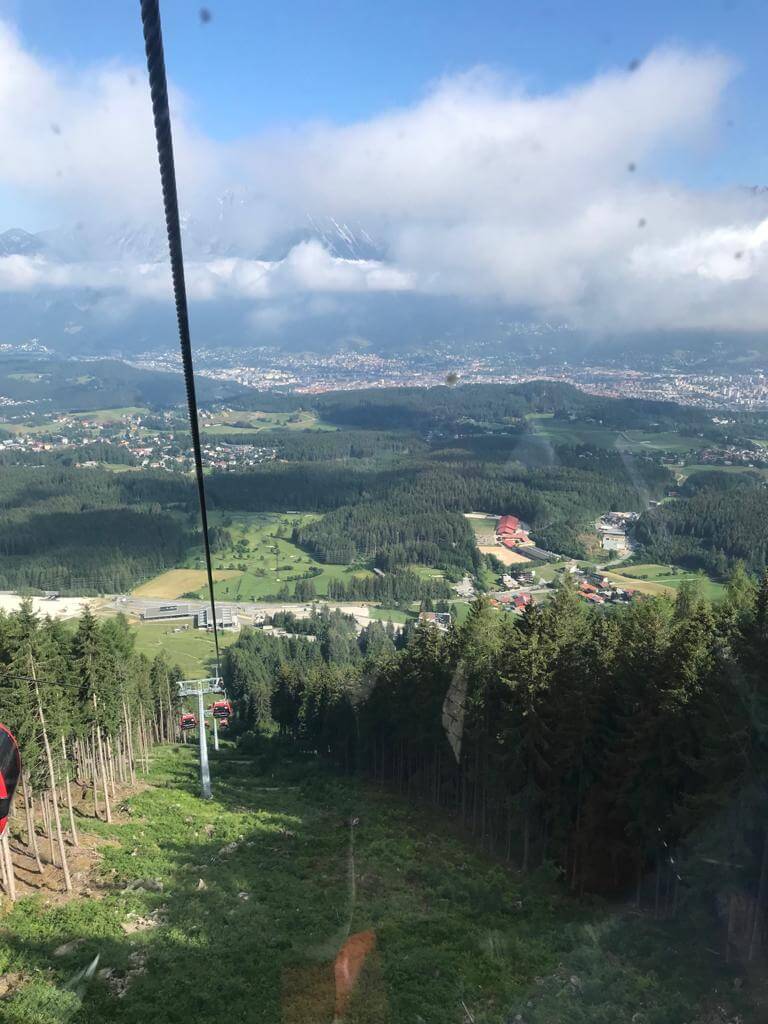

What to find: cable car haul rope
left=140, top=0, right=222, bottom=678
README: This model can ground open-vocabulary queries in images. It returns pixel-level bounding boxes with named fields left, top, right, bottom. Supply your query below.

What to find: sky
left=2, top=0, right=768, bottom=338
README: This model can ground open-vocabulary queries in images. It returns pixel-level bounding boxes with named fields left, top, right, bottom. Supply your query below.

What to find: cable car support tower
left=177, top=677, right=225, bottom=800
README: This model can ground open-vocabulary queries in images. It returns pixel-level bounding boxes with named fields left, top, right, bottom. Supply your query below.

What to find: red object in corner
left=0, top=723, right=21, bottom=837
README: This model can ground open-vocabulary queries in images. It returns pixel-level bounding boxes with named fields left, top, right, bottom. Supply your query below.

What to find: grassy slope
left=129, top=621, right=240, bottom=678
left=202, top=411, right=334, bottom=433
left=608, top=563, right=726, bottom=601
left=189, top=513, right=373, bottom=601
left=1, top=744, right=754, bottom=1024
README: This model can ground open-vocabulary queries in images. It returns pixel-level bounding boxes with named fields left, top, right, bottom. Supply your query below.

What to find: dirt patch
left=4, top=780, right=149, bottom=903
left=479, top=545, right=534, bottom=565
left=0, top=972, right=26, bottom=999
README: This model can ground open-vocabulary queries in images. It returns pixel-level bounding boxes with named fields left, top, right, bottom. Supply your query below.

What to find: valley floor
left=0, top=744, right=760, bottom=1024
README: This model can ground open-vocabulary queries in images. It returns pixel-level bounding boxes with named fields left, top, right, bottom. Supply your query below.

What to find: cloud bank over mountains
left=1, top=16, right=768, bottom=348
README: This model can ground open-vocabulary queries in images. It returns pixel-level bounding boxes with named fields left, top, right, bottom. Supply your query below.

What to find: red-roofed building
left=497, top=514, right=530, bottom=547
left=498, top=515, right=520, bottom=534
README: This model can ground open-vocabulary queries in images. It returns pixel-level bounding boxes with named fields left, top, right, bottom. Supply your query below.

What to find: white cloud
left=2, top=18, right=768, bottom=331
left=0, top=240, right=412, bottom=300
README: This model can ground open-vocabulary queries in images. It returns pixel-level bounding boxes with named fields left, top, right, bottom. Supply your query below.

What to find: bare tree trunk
left=0, top=833, right=8, bottom=894
left=122, top=699, right=137, bottom=786
left=139, top=710, right=150, bottom=772
left=74, top=739, right=84, bottom=784
left=93, top=697, right=112, bottom=824
left=90, top=732, right=102, bottom=820
left=1, top=831, right=16, bottom=901
left=32, top=665, right=72, bottom=892
left=61, top=736, right=79, bottom=847
left=40, top=790, right=53, bottom=861
left=166, top=678, right=174, bottom=744
left=105, top=735, right=117, bottom=797
left=21, top=773, right=43, bottom=873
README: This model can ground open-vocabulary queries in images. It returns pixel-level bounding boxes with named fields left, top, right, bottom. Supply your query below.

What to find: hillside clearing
left=0, top=744, right=753, bottom=1024
left=129, top=620, right=240, bottom=676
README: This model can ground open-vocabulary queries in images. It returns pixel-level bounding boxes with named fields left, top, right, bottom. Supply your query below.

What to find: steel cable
left=140, top=0, right=221, bottom=676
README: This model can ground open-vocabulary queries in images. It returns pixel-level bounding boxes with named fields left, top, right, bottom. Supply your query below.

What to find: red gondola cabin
left=212, top=700, right=233, bottom=720
left=180, top=712, right=197, bottom=731
left=0, top=723, right=21, bottom=837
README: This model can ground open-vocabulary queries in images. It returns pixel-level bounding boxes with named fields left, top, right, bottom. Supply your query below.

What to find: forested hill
left=223, top=571, right=768, bottom=964
left=309, top=381, right=752, bottom=437
left=0, top=354, right=247, bottom=412
left=638, top=470, right=768, bottom=576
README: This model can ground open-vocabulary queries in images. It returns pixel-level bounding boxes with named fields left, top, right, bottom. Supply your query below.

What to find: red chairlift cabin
left=180, top=712, right=197, bottom=731
left=211, top=699, right=233, bottom=720
left=0, top=722, right=21, bottom=837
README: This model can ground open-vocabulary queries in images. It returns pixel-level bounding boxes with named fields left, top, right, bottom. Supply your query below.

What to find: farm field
left=367, top=606, right=411, bottom=624
left=202, top=410, right=335, bottom=433
left=129, top=620, right=240, bottom=677
left=133, top=568, right=243, bottom=600
left=479, top=545, right=534, bottom=565
left=0, top=419, right=63, bottom=435
left=606, top=563, right=726, bottom=601
left=620, top=429, right=703, bottom=453
left=404, top=563, right=445, bottom=580
left=0, top=743, right=747, bottom=1024
left=1, top=407, right=150, bottom=436
left=526, top=413, right=621, bottom=448
left=525, top=414, right=704, bottom=453
left=71, top=406, right=150, bottom=423
left=100, top=462, right=141, bottom=473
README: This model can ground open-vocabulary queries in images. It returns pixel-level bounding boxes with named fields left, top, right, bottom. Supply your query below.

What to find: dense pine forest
left=638, top=471, right=768, bottom=576
left=223, top=572, right=768, bottom=959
